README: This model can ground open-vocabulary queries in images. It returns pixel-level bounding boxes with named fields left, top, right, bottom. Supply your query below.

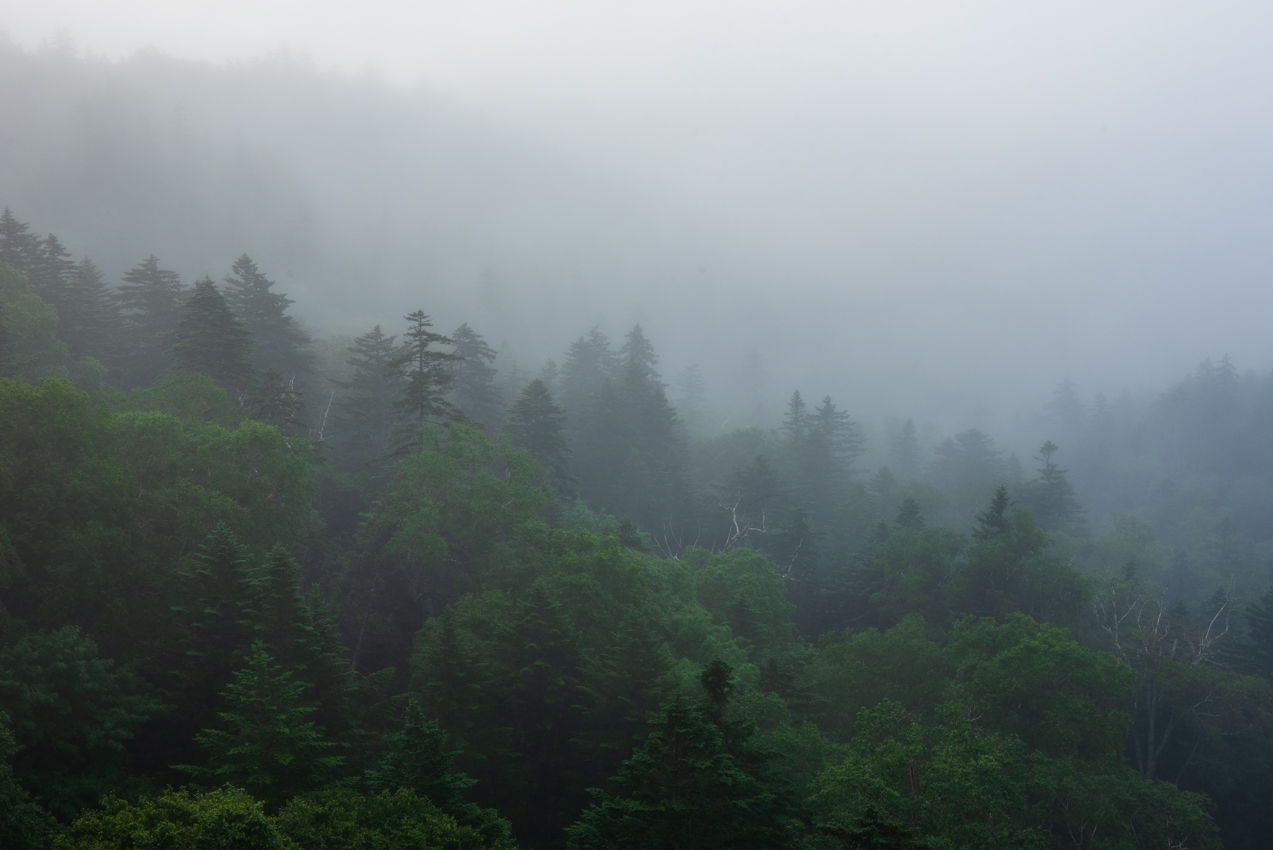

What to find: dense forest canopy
left=4, top=13, right=1273, bottom=849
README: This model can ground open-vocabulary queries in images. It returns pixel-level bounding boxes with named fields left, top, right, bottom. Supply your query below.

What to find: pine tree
left=560, top=327, right=618, bottom=419
left=1021, top=441, right=1085, bottom=532
left=388, top=311, right=458, bottom=452
left=365, top=700, right=510, bottom=843
left=244, top=370, right=305, bottom=431
left=891, top=418, right=921, bottom=482
left=115, top=255, right=186, bottom=387
left=332, top=325, right=403, bottom=469
left=566, top=660, right=795, bottom=850
left=782, top=391, right=809, bottom=445
left=61, top=257, right=119, bottom=364
left=167, top=276, right=253, bottom=394
left=177, top=641, right=345, bottom=808
left=0, top=208, right=41, bottom=275
left=223, top=254, right=313, bottom=386
left=973, top=485, right=1012, bottom=540
left=447, top=323, right=503, bottom=428
left=27, top=234, right=75, bottom=321
left=896, top=497, right=925, bottom=531
left=506, top=378, right=571, bottom=491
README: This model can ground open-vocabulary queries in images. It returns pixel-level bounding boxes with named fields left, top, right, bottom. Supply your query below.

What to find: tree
left=276, top=787, right=496, bottom=850
left=0, top=721, right=53, bottom=850
left=890, top=418, right=921, bottom=483
left=177, top=641, right=345, bottom=808
left=331, top=324, right=403, bottom=469
left=114, top=255, right=185, bottom=387
left=973, top=485, right=1012, bottom=540
left=0, top=208, right=41, bottom=274
left=389, top=310, right=458, bottom=452
left=1019, top=441, right=1085, bottom=532
left=223, top=254, right=313, bottom=387
left=674, top=363, right=708, bottom=434
left=506, top=377, right=571, bottom=491
left=894, top=497, right=924, bottom=531
left=62, top=257, right=120, bottom=364
left=560, top=326, right=618, bottom=419
left=167, top=276, right=253, bottom=395
left=566, top=660, right=799, bottom=850
left=27, top=234, right=76, bottom=322
left=448, top=323, right=503, bottom=428
left=365, top=699, right=511, bottom=844
left=56, top=787, right=286, bottom=850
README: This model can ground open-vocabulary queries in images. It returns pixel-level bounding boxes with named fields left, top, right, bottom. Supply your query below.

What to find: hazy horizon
left=3, top=3, right=1272, bottom=451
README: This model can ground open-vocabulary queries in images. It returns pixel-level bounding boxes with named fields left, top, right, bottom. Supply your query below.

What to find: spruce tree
left=115, top=254, right=186, bottom=387
left=560, top=326, right=618, bottom=419
left=895, top=497, right=925, bottom=530
left=223, top=254, right=313, bottom=386
left=388, top=310, right=458, bottom=452
left=177, top=641, right=345, bottom=808
left=1021, top=441, right=1085, bottom=532
left=62, top=257, right=120, bottom=364
left=448, top=322, right=503, bottom=428
left=27, top=234, right=75, bottom=321
left=506, top=378, right=571, bottom=491
left=0, top=208, right=41, bottom=274
left=973, top=485, right=1013, bottom=540
left=332, top=324, right=403, bottom=469
left=167, top=276, right=253, bottom=395
left=781, top=390, right=809, bottom=445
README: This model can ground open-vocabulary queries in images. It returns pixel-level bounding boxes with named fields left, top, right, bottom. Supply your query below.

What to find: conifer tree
left=1021, top=441, right=1085, bottom=532
left=506, top=378, right=571, bottom=491
left=61, top=257, right=119, bottom=364
left=332, top=324, right=403, bottom=468
left=895, top=497, right=925, bottom=531
left=448, top=322, right=503, bottom=428
left=115, top=254, right=185, bottom=387
left=973, top=485, right=1012, bottom=540
left=0, top=208, right=41, bottom=274
left=27, top=234, right=75, bottom=320
left=223, top=254, right=313, bottom=385
left=245, top=370, right=305, bottom=431
left=560, top=326, right=618, bottom=419
left=782, top=390, right=809, bottom=445
left=167, top=276, right=253, bottom=394
left=891, top=418, right=921, bottom=482
left=177, top=641, right=345, bottom=808
left=388, top=310, right=458, bottom=452
left=674, top=363, right=708, bottom=433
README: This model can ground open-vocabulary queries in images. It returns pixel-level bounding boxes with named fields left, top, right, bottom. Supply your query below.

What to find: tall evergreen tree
left=177, top=641, right=345, bottom=809
left=167, top=277, right=253, bottom=394
left=890, top=418, right=921, bottom=482
left=973, top=485, right=1012, bottom=540
left=332, top=324, right=403, bottom=469
left=506, top=378, right=571, bottom=491
left=114, top=254, right=185, bottom=387
left=388, top=310, right=458, bottom=452
left=0, top=208, right=41, bottom=275
left=1020, top=441, right=1085, bottom=532
left=560, top=327, right=618, bottom=419
left=223, top=254, right=313, bottom=386
left=448, top=323, right=503, bottom=428
left=27, top=234, right=75, bottom=321
left=673, top=363, right=708, bottom=434
left=61, top=258, right=120, bottom=364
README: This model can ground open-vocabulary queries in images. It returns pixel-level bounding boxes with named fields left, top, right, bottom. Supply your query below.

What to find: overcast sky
left=4, top=2, right=1273, bottom=432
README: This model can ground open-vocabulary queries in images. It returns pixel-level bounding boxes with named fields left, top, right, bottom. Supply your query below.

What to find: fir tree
left=167, top=276, right=253, bottom=394
left=27, top=234, right=75, bottom=320
left=115, top=254, right=185, bottom=387
left=223, top=254, right=313, bottom=387
left=245, top=369, right=305, bottom=431
left=0, top=208, right=41, bottom=274
left=895, top=497, right=925, bottom=531
left=891, top=418, right=921, bottom=482
left=388, top=310, right=458, bottom=452
left=560, top=326, right=618, bottom=418
left=448, top=323, right=503, bottom=428
left=973, top=485, right=1013, bottom=540
left=782, top=390, right=809, bottom=445
left=61, top=257, right=119, bottom=363
left=1021, top=441, right=1085, bottom=532
left=506, top=378, right=571, bottom=491
left=332, top=324, right=403, bottom=468
left=177, top=641, right=345, bottom=808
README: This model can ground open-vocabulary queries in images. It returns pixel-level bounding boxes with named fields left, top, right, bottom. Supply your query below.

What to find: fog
left=4, top=2, right=1273, bottom=448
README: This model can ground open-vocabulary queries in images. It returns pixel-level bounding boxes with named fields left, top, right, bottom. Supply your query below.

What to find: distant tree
left=61, top=258, right=120, bottom=364
left=1240, top=586, right=1273, bottom=681
left=245, top=369, right=305, bottom=431
left=114, top=255, right=185, bottom=387
left=168, top=276, right=253, bottom=395
left=0, top=208, right=41, bottom=274
left=388, top=310, right=458, bottom=452
left=895, top=497, right=925, bottom=531
left=223, top=254, right=313, bottom=386
left=27, top=234, right=76, bottom=320
left=973, top=485, right=1012, bottom=540
left=0, top=722, right=54, bottom=850
left=448, top=323, right=503, bottom=428
left=506, top=378, right=571, bottom=491
left=537, top=358, right=560, bottom=394
left=331, top=325, right=402, bottom=468
left=560, top=326, right=618, bottom=419
left=1020, top=441, right=1085, bottom=532
left=891, top=418, right=921, bottom=482
left=781, top=390, right=809, bottom=445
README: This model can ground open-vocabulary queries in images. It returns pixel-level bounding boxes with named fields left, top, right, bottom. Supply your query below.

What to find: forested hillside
left=4, top=205, right=1273, bottom=849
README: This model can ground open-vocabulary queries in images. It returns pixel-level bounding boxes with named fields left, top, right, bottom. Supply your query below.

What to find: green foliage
left=56, top=786, right=285, bottom=850
left=389, top=310, right=458, bottom=452
left=176, top=642, right=345, bottom=808
left=276, top=787, right=498, bottom=850
left=0, top=261, right=71, bottom=381
left=167, top=276, right=253, bottom=394
left=449, top=323, right=503, bottom=429
left=506, top=378, right=571, bottom=493
left=0, top=720, right=55, bottom=850
left=114, top=255, right=185, bottom=389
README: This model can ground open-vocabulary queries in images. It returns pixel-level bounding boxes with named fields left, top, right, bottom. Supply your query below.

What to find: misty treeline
left=3, top=205, right=1273, bottom=850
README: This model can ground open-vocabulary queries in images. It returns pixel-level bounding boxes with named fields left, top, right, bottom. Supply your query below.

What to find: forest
left=3, top=201, right=1273, bottom=850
